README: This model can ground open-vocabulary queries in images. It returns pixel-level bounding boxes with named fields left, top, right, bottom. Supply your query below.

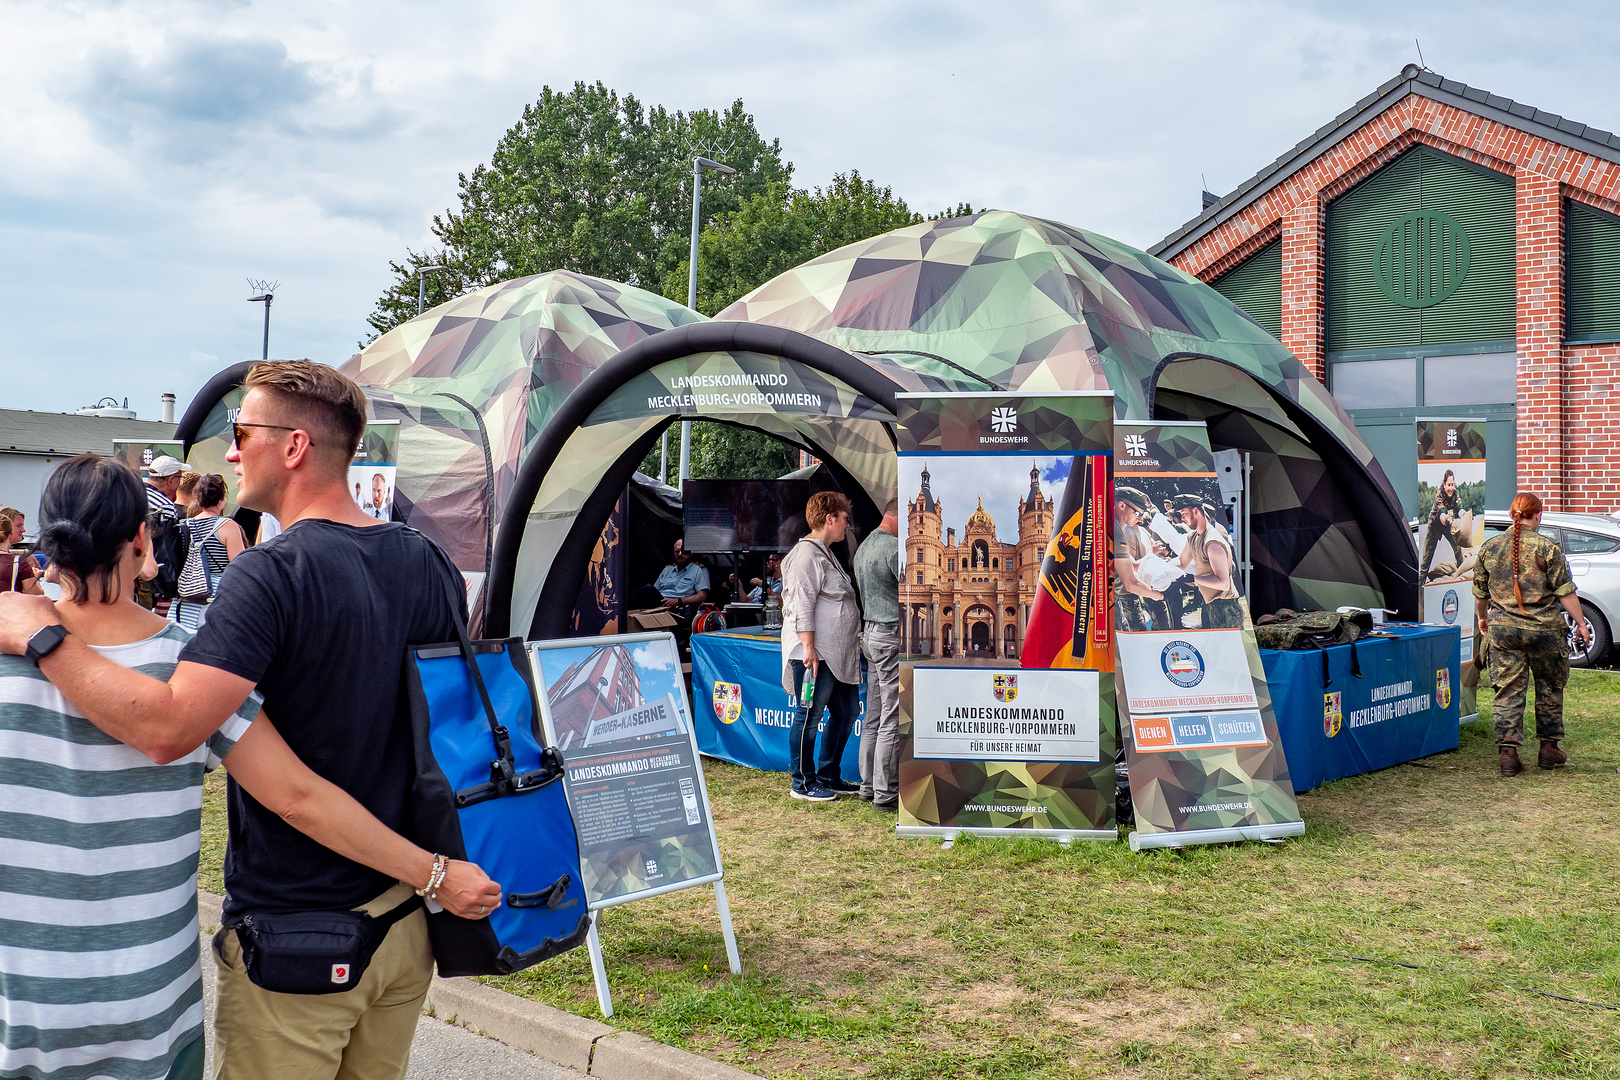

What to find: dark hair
left=196, top=473, right=227, bottom=509
left=244, top=360, right=367, bottom=473
left=39, top=454, right=147, bottom=604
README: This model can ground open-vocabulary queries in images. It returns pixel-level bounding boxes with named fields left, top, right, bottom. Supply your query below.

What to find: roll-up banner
left=1113, top=422, right=1304, bottom=851
left=1416, top=419, right=1485, bottom=722
left=894, top=392, right=1116, bottom=845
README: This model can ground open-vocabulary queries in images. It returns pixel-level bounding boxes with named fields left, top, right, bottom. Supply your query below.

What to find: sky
left=6, top=0, right=1620, bottom=419
left=901, top=455, right=1070, bottom=550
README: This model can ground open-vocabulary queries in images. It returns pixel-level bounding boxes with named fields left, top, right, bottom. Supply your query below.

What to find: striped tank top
left=0, top=623, right=259, bottom=1079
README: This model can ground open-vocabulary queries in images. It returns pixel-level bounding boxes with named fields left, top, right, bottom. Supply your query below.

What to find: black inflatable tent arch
left=484, top=320, right=908, bottom=637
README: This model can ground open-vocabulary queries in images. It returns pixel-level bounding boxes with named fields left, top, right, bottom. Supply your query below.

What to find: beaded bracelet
left=416, top=853, right=448, bottom=899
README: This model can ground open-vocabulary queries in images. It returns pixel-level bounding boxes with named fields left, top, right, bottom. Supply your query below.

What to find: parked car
left=1410, top=511, right=1620, bottom=667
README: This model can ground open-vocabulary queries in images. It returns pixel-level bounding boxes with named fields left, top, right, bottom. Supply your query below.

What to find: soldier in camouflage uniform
left=1112, top=486, right=1164, bottom=631
left=1473, top=492, right=1591, bottom=776
left=1420, top=470, right=1463, bottom=581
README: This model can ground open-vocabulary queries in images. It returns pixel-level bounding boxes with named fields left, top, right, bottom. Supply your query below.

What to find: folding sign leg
left=586, top=911, right=614, bottom=1019
left=713, top=879, right=742, bottom=976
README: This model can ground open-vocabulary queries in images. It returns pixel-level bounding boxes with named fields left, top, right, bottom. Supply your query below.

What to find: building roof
left=1151, top=65, right=1620, bottom=261
left=0, top=408, right=176, bottom=456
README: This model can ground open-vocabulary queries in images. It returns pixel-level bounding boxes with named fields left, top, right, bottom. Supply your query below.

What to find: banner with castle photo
left=1416, top=419, right=1485, bottom=721
left=1113, top=421, right=1303, bottom=851
left=894, top=392, right=1116, bottom=844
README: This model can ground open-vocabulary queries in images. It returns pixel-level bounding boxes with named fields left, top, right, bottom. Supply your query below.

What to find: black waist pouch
left=219, top=895, right=422, bottom=995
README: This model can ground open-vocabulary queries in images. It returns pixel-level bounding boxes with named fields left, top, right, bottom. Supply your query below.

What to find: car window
left=1562, top=529, right=1620, bottom=555
left=1538, top=526, right=1562, bottom=548
left=1484, top=523, right=1507, bottom=540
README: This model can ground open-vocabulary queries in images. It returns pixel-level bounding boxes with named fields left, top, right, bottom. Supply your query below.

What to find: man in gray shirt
left=853, top=496, right=901, bottom=809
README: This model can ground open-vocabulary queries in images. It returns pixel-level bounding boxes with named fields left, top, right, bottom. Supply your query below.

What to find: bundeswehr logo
left=993, top=673, right=1017, bottom=702
left=1323, top=692, right=1342, bottom=738
left=712, top=681, right=742, bottom=724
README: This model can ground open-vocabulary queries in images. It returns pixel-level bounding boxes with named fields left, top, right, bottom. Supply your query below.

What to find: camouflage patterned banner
left=895, top=393, right=1117, bottom=842
left=1113, top=422, right=1304, bottom=850
left=1417, top=418, right=1486, bottom=720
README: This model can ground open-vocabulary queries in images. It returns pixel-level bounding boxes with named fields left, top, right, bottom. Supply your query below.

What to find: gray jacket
left=780, top=536, right=861, bottom=691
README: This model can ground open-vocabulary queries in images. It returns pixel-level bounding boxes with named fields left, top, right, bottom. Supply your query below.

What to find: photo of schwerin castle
left=902, top=463, right=1055, bottom=659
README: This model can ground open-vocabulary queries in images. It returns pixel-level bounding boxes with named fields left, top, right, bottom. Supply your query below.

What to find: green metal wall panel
left=1212, top=241, right=1282, bottom=340
left=1567, top=199, right=1620, bottom=340
left=1328, top=147, right=1515, bottom=351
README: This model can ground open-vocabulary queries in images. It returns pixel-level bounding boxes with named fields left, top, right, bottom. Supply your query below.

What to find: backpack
left=1254, top=608, right=1374, bottom=686
left=147, top=512, right=189, bottom=602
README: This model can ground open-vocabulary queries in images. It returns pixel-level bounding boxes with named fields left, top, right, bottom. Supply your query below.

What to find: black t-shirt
left=181, top=520, right=461, bottom=917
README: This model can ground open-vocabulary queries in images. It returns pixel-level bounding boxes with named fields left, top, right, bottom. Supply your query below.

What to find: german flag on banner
left=1022, top=455, right=1111, bottom=670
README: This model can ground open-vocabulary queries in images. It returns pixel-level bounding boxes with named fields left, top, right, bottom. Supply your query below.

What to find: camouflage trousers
left=1201, top=597, right=1247, bottom=629
left=1487, top=622, right=1568, bottom=746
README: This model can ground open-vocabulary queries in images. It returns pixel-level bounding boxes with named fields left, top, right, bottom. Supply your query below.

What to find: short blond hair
left=244, top=361, right=368, bottom=471
left=806, top=491, right=852, bottom=531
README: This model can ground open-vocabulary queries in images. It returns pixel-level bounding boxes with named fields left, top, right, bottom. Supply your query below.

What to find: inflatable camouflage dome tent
left=176, top=211, right=1416, bottom=638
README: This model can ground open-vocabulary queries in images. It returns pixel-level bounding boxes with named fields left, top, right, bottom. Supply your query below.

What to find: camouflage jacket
left=1472, top=527, right=1575, bottom=631
left=1427, top=486, right=1461, bottom=527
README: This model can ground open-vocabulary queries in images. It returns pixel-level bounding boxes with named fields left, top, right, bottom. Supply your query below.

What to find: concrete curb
left=198, top=891, right=762, bottom=1080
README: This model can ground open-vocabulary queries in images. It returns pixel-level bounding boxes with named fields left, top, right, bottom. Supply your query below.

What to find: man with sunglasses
left=0, top=361, right=475, bottom=1080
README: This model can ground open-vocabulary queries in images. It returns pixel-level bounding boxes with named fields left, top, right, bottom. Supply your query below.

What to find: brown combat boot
left=1499, top=746, right=1525, bottom=777
left=1538, top=740, right=1568, bottom=769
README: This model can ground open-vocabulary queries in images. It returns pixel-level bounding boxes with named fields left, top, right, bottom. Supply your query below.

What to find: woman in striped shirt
left=0, top=455, right=501, bottom=1080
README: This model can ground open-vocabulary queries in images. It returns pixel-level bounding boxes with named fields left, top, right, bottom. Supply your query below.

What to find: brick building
left=1151, top=65, right=1620, bottom=514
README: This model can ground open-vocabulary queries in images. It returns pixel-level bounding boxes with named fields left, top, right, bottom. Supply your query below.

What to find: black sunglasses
left=232, top=422, right=303, bottom=448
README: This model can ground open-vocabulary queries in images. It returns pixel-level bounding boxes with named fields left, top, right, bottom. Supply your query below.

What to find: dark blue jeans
left=788, top=660, right=859, bottom=790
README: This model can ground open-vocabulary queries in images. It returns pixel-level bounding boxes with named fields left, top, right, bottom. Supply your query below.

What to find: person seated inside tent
left=628, top=537, right=711, bottom=614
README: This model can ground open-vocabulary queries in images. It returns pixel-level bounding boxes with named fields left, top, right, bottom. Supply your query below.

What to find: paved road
left=198, top=934, right=580, bottom=1078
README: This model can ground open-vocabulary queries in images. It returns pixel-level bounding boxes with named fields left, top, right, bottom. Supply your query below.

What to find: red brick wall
left=1563, top=343, right=1620, bottom=512
left=1516, top=172, right=1565, bottom=506
left=1166, top=90, right=1620, bottom=508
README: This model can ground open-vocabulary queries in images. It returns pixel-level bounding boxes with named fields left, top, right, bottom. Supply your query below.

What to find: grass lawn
left=200, top=673, right=1620, bottom=1079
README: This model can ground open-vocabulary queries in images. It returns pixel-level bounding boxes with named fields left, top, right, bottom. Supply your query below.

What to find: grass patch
left=202, top=673, right=1620, bottom=1078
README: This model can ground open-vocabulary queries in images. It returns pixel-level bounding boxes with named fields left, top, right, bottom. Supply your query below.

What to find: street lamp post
left=678, top=156, right=737, bottom=486
left=245, top=279, right=280, bottom=360
left=417, top=265, right=448, bottom=315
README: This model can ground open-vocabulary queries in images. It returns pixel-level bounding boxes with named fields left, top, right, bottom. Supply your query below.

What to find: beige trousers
left=212, top=882, right=432, bottom=1080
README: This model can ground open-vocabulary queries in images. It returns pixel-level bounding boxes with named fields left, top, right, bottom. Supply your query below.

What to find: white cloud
left=4, top=0, right=1620, bottom=418
left=632, top=641, right=676, bottom=672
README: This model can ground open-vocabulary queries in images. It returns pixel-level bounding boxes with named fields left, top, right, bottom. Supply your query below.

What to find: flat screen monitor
left=682, top=479, right=810, bottom=553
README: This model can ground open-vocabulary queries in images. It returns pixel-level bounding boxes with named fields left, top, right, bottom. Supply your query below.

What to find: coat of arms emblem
left=712, top=681, right=743, bottom=724
left=1436, top=668, right=1452, bottom=710
left=993, top=673, right=1017, bottom=702
left=1323, top=691, right=1342, bottom=738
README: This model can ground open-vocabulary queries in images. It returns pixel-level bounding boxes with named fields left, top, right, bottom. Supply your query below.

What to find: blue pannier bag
left=404, top=549, right=591, bottom=976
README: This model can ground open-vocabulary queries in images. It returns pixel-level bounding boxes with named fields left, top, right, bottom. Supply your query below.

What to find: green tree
left=366, top=81, right=791, bottom=338
left=638, top=424, right=802, bottom=483
left=664, top=171, right=973, bottom=315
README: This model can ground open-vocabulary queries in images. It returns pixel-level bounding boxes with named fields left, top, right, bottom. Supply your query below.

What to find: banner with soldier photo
left=894, top=392, right=1117, bottom=844
left=1416, top=419, right=1485, bottom=721
left=350, top=420, right=401, bottom=522
left=1112, top=422, right=1303, bottom=851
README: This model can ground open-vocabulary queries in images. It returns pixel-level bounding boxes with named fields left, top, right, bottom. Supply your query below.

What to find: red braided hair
left=1508, top=492, right=1543, bottom=612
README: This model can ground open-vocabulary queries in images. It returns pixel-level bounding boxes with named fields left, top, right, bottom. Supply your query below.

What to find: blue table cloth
left=1260, top=623, right=1461, bottom=792
left=689, top=629, right=865, bottom=776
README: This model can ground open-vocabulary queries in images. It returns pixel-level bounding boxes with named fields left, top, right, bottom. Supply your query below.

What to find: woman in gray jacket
left=780, top=491, right=862, bottom=802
